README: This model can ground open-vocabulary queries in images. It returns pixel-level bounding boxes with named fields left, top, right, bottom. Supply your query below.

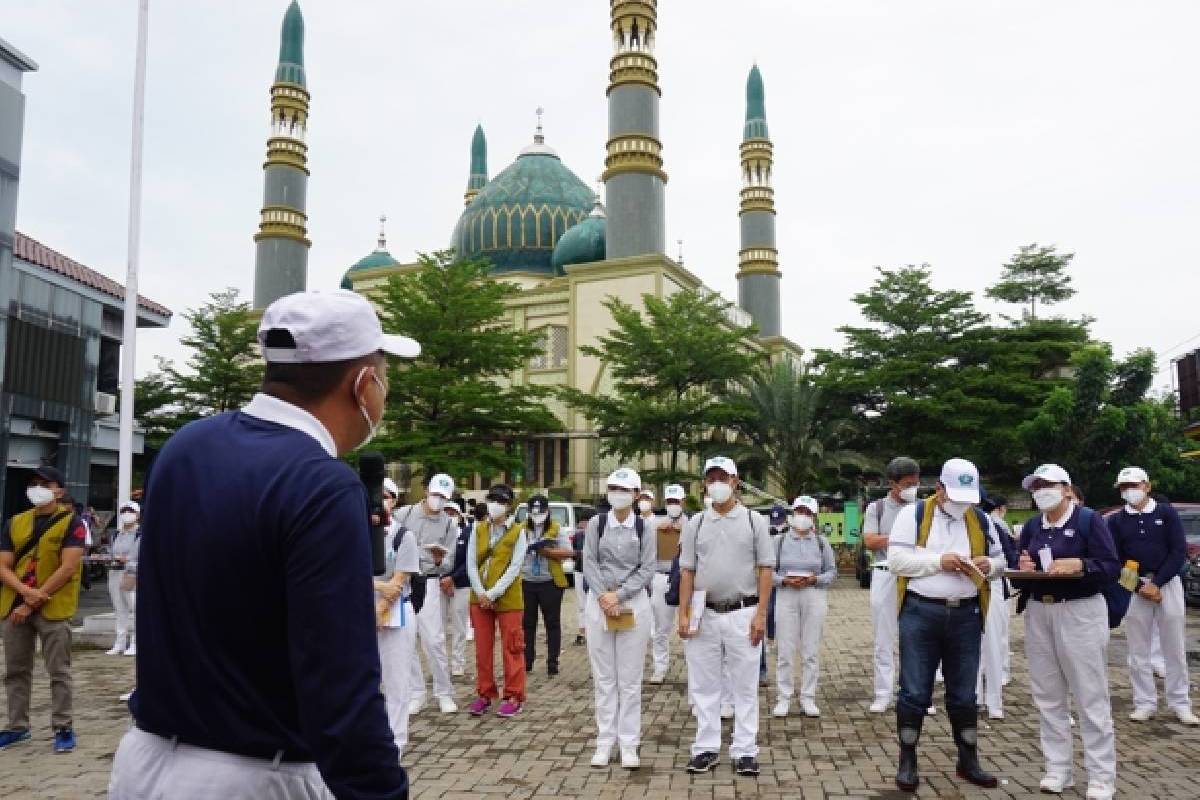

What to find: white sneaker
left=771, top=700, right=789, bottom=718
left=801, top=700, right=820, bottom=718
left=649, top=671, right=666, bottom=685
left=1173, top=707, right=1200, bottom=726
left=408, top=697, right=426, bottom=715
left=590, top=746, right=612, bottom=767
left=1039, top=774, right=1074, bottom=794
left=926, top=706, right=937, bottom=716
left=868, top=699, right=888, bottom=714
left=1085, top=781, right=1114, bottom=800
left=1129, top=706, right=1155, bottom=722
left=720, top=704, right=734, bottom=719
left=620, top=746, right=640, bottom=769
left=1069, top=714, right=1076, bottom=727
left=123, top=643, right=137, bottom=656
left=988, top=710, right=1004, bottom=720
left=437, top=695, right=458, bottom=714
left=106, top=637, right=128, bottom=656
left=451, top=667, right=465, bottom=677
left=466, top=630, right=474, bottom=642
left=119, top=690, right=134, bottom=703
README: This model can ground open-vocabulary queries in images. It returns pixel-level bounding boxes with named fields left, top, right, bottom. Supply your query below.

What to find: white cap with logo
left=1021, top=463, right=1072, bottom=491
left=664, top=484, right=687, bottom=502
left=638, top=487, right=655, bottom=500
left=606, top=468, right=641, bottom=491
left=1114, top=466, right=1149, bottom=487
left=940, top=458, right=982, bottom=504
left=791, top=495, right=819, bottom=515
left=703, top=456, right=738, bottom=477
left=258, top=289, right=420, bottom=363
left=427, top=473, right=456, bottom=499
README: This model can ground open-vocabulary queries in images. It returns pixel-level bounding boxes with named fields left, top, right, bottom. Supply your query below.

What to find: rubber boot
left=949, top=706, right=998, bottom=788
left=895, top=706, right=924, bottom=792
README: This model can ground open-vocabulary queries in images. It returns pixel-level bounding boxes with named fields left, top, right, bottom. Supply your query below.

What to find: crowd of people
left=0, top=290, right=1194, bottom=800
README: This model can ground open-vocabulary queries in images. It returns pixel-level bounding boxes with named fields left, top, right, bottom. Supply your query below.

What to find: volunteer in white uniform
left=975, top=493, right=1017, bottom=719
left=401, top=473, right=460, bottom=715
left=106, top=502, right=141, bottom=657
left=984, top=495, right=1015, bottom=686
left=677, top=456, right=774, bottom=777
left=583, top=469, right=656, bottom=770
left=649, top=485, right=687, bottom=684
left=1012, top=464, right=1120, bottom=800
left=863, top=457, right=921, bottom=713
left=771, top=495, right=836, bottom=718
left=440, top=499, right=471, bottom=677
left=375, top=478, right=419, bottom=760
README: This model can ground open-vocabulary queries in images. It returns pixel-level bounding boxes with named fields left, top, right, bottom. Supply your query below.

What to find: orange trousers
left=469, top=605, right=526, bottom=703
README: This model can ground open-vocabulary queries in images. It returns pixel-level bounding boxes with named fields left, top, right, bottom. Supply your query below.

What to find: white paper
left=1038, top=546, right=1053, bottom=572
left=787, top=570, right=814, bottom=578
left=421, top=543, right=449, bottom=552
left=688, top=590, right=706, bottom=634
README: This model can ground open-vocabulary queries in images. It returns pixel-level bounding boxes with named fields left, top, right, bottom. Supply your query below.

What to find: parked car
left=513, top=501, right=597, bottom=534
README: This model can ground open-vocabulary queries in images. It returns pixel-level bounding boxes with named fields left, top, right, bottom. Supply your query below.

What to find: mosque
left=251, top=1, right=803, bottom=497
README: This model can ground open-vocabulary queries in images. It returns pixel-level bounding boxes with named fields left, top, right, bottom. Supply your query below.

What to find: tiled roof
left=13, top=231, right=172, bottom=318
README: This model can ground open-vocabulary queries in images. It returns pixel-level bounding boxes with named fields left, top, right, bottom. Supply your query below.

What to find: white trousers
left=108, top=571, right=137, bottom=637
left=774, top=587, right=828, bottom=702
left=685, top=605, right=762, bottom=758
left=1025, top=594, right=1116, bottom=787
left=584, top=592, right=651, bottom=748
left=409, top=577, right=453, bottom=701
left=1000, top=593, right=1014, bottom=683
left=574, top=577, right=587, bottom=633
left=868, top=568, right=897, bottom=703
left=1126, top=576, right=1191, bottom=711
left=649, top=573, right=674, bottom=675
left=108, top=726, right=334, bottom=800
left=443, top=586, right=471, bottom=673
left=378, top=608, right=415, bottom=760
left=976, top=579, right=1006, bottom=714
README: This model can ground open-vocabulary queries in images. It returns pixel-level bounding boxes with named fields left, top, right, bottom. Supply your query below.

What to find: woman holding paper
left=582, top=468, right=657, bottom=770
left=771, top=495, right=837, bottom=718
left=374, top=478, right=419, bottom=759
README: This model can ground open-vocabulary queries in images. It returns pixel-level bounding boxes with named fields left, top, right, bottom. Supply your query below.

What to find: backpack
left=581, top=514, right=649, bottom=596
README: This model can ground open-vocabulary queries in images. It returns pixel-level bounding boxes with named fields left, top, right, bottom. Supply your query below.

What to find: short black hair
left=262, top=353, right=382, bottom=405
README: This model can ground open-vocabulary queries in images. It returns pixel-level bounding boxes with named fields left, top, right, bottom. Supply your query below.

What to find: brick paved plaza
left=1, top=580, right=1197, bottom=799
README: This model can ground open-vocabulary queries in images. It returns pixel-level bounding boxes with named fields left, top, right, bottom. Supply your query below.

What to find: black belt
left=706, top=595, right=758, bottom=614
left=905, top=591, right=978, bottom=608
left=423, top=573, right=443, bottom=580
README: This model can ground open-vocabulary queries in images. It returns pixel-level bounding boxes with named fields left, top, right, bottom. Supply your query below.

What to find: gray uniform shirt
left=680, top=503, right=775, bottom=603
left=864, top=495, right=907, bottom=558
left=112, top=527, right=141, bottom=575
left=581, top=511, right=656, bottom=603
left=395, top=503, right=458, bottom=577
left=522, top=523, right=571, bottom=583
left=773, top=532, right=836, bottom=587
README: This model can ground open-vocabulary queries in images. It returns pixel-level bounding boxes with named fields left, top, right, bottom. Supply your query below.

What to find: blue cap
left=769, top=505, right=788, bottom=525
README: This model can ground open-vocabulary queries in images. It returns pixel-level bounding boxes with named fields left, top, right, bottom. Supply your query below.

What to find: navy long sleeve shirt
left=130, top=399, right=407, bottom=800
left=1014, top=504, right=1121, bottom=601
left=1107, top=500, right=1187, bottom=587
left=449, top=521, right=471, bottom=589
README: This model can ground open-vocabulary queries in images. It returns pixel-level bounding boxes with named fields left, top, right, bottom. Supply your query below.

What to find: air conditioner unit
left=95, top=392, right=117, bottom=415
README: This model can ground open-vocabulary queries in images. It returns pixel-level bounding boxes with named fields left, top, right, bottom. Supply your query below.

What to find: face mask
left=607, top=491, right=634, bottom=511
left=637, top=499, right=653, bottom=514
left=531, top=512, right=549, bottom=525
left=426, top=495, right=446, bottom=513
left=487, top=502, right=507, bottom=521
left=666, top=504, right=683, bottom=519
left=353, top=367, right=386, bottom=450
left=1121, top=488, right=1147, bottom=507
left=899, top=486, right=919, bottom=504
left=791, top=515, right=814, bottom=532
left=703, top=497, right=714, bottom=509
left=26, top=487, right=55, bottom=507
left=119, top=511, right=138, bottom=526
left=707, top=481, right=733, bottom=504
left=942, top=500, right=969, bottom=520
left=1032, top=487, right=1064, bottom=512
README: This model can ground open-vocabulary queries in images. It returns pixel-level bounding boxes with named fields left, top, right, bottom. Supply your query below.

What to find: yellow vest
left=895, top=497, right=991, bottom=628
left=1, top=506, right=82, bottom=621
left=529, top=520, right=568, bottom=589
left=471, top=520, right=524, bottom=612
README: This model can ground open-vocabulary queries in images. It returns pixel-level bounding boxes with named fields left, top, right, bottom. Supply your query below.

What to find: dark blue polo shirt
left=1107, top=500, right=1187, bottom=587
left=1014, top=504, right=1120, bottom=601
left=448, top=521, right=471, bottom=589
left=130, top=408, right=407, bottom=799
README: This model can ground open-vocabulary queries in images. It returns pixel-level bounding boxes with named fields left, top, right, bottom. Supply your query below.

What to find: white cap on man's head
left=427, top=473, right=455, bottom=499
left=606, top=467, right=641, bottom=491
left=638, top=487, right=655, bottom=500
left=664, top=484, right=686, bottom=502
left=703, top=456, right=738, bottom=477
left=791, top=495, right=819, bottom=515
left=1114, top=466, right=1149, bottom=487
left=119, top=500, right=141, bottom=515
left=258, top=289, right=420, bottom=363
left=1021, top=463, right=1071, bottom=491
left=382, top=477, right=400, bottom=498
left=939, top=458, right=981, bottom=503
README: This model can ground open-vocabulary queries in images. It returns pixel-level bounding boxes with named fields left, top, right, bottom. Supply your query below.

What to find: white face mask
left=1032, top=487, right=1065, bottom=512
left=353, top=367, right=387, bottom=450
left=703, top=497, right=714, bottom=509
left=942, top=500, right=969, bottom=520
left=666, top=504, right=683, bottom=519
left=790, top=515, right=814, bottom=532
left=26, top=487, right=55, bottom=507
left=119, top=511, right=138, bottom=526
left=707, top=481, right=733, bottom=505
left=607, top=490, right=634, bottom=511
left=637, top=499, right=653, bottom=514
left=899, top=486, right=919, bottom=504
left=425, top=495, right=446, bottom=513
left=531, top=511, right=549, bottom=525
left=487, top=502, right=507, bottom=521
left=1121, top=488, right=1147, bottom=507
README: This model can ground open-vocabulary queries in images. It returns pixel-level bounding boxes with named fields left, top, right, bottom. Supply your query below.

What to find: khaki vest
left=471, top=520, right=524, bottom=612
left=1, top=506, right=82, bottom=621
left=895, top=497, right=991, bottom=627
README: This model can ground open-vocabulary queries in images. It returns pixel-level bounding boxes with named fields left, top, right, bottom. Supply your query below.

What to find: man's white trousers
left=869, top=568, right=897, bottom=704
left=685, top=605, right=762, bottom=758
left=443, top=585, right=471, bottom=673
left=409, top=577, right=454, bottom=702
left=976, top=578, right=1006, bottom=714
left=1126, top=576, right=1191, bottom=712
left=649, top=572, right=674, bottom=675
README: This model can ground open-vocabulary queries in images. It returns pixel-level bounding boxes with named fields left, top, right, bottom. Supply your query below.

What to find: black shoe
left=574, top=634, right=585, bottom=646
left=949, top=707, right=998, bottom=788
left=895, top=706, right=925, bottom=792
left=734, top=756, right=760, bottom=776
left=548, top=663, right=559, bottom=676
left=525, top=662, right=534, bottom=672
left=685, top=752, right=719, bottom=774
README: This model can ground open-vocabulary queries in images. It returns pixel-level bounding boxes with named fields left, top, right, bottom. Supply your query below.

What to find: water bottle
left=1118, top=559, right=1139, bottom=592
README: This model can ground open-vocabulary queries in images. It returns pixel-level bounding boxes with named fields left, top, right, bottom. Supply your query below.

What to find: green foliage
left=373, top=251, right=560, bottom=483
left=558, top=289, right=761, bottom=487
left=985, top=243, right=1076, bottom=320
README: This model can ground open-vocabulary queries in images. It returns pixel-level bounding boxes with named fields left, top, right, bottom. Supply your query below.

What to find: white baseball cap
left=606, top=468, right=641, bottom=491
left=1114, top=466, right=1149, bottom=486
left=939, top=458, right=982, bottom=504
left=382, top=477, right=400, bottom=498
left=664, top=484, right=687, bottom=502
left=119, top=500, right=141, bottom=515
left=1021, top=463, right=1072, bottom=491
left=427, top=473, right=456, bottom=499
left=791, top=495, right=819, bottom=515
left=703, top=456, right=738, bottom=477
left=258, top=289, right=420, bottom=363
left=638, top=487, right=655, bottom=500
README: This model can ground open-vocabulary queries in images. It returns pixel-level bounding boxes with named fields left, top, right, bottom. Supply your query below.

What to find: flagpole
left=118, top=0, right=149, bottom=510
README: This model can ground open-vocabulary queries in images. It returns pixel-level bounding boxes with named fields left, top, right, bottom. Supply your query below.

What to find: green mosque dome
left=552, top=198, right=607, bottom=271
left=451, top=132, right=593, bottom=276
left=341, top=217, right=399, bottom=289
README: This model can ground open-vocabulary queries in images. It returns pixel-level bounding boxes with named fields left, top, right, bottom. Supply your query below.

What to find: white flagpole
left=118, top=0, right=149, bottom=510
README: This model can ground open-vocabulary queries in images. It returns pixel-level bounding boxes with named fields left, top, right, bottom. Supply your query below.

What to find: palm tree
left=728, top=360, right=874, bottom=500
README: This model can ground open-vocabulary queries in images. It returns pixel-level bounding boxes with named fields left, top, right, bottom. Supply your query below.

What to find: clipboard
left=1004, top=569, right=1083, bottom=581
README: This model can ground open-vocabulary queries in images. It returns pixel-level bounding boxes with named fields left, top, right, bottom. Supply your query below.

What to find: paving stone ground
left=1, top=579, right=1198, bottom=799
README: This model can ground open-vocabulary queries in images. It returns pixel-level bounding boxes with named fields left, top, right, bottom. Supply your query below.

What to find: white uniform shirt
left=888, top=504, right=1004, bottom=600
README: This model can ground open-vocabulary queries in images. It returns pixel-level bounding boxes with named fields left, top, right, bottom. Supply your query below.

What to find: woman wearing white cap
left=582, top=468, right=656, bottom=770
left=375, top=478, right=419, bottom=759
left=771, top=495, right=836, bottom=718
left=1012, top=463, right=1120, bottom=800
left=649, top=484, right=688, bottom=684
left=106, top=502, right=142, bottom=656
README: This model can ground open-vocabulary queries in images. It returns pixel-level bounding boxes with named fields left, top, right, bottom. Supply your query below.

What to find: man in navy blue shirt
left=108, top=290, right=419, bottom=800
left=1108, top=466, right=1198, bottom=726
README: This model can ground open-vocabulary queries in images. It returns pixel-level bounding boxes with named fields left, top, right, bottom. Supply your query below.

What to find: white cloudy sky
left=6, top=0, right=1199, bottom=390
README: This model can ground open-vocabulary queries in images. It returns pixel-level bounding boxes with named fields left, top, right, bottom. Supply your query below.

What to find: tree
left=373, top=251, right=560, bottom=482
left=985, top=243, right=1076, bottom=320
left=558, top=289, right=761, bottom=487
left=727, top=360, right=874, bottom=499
left=133, top=357, right=183, bottom=449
